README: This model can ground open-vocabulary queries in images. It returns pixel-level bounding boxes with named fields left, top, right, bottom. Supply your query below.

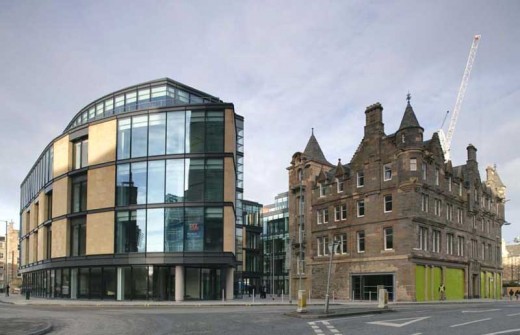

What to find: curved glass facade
left=20, top=78, right=240, bottom=301
left=64, top=79, right=222, bottom=132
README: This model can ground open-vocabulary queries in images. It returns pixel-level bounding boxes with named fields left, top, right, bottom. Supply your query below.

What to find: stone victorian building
left=288, top=99, right=506, bottom=302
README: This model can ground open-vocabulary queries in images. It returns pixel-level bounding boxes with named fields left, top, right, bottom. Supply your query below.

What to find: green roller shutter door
left=415, top=265, right=425, bottom=301
left=445, top=268, right=464, bottom=300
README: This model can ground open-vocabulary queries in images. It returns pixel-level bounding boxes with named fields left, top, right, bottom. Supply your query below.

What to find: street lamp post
left=324, top=241, right=338, bottom=314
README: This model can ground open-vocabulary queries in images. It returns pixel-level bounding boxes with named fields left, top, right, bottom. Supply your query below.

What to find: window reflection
left=166, top=159, right=184, bottom=203
left=186, top=111, right=205, bottom=153
left=205, top=159, right=223, bottom=201
left=148, top=113, right=166, bottom=156
left=117, top=119, right=131, bottom=159
left=131, top=116, right=148, bottom=158
left=116, top=164, right=131, bottom=206
left=165, top=208, right=184, bottom=252
left=185, top=159, right=204, bottom=202
left=147, top=208, right=164, bottom=252
left=147, top=160, right=165, bottom=204
left=131, top=162, right=147, bottom=205
left=185, top=207, right=204, bottom=252
left=166, top=112, right=185, bottom=154
left=116, top=210, right=146, bottom=253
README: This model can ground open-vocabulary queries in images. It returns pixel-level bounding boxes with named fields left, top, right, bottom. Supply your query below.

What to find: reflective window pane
left=116, top=210, right=146, bottom=253
left=126, top=91, right=137, bottom=104
left=96, top=103, right=103, bottom=117
left=70, top=217, right=86, bottom=256
left=116, top=164, right=130, bottom=206
left=205, top=111, right=224, bottom=152
left=185, top=159, right=204, bottom=202
left=148, top=113, right=166, bottom=156
left=151, top=85, right=166, bottom=101
left=131, top=115, right=148, bottom=158
left=147, top=160, right=165, bottom=204
left=205, top=159, right=223, bottom=202
left=147, top=208, right=164, bottom=252
left=117, top=119, right=131, bottom=159
left=205, top=208, right=223, bottom=252
left=105, top=98, right=113, bottom=115
left=186, top=111, right=205, bottom=153
left=185, top=207, right=204, bottom=252
left=165, top=208, right=183, bottom=252
left=177, top=90, right=189, bottom=103
left=71, top=175, right=87, bottom=213
left=115, top=95, right=125, bottom=107
left=138, top=88, right=150, bottom=101
left=166, top=111, right=185, bottom=154
left=166, top=159, right=184, bottom=203
left=130, top=162, right=147, bottom=205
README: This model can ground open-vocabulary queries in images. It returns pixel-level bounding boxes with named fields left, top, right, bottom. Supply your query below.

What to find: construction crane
left=438, top=34, right=481, bottom=162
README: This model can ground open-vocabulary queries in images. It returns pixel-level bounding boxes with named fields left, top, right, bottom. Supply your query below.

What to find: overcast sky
left=0, top=1, right=519, bottom=242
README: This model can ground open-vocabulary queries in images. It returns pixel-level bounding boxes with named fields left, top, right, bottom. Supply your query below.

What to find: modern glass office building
left=19, top=78, right=242, bottom=300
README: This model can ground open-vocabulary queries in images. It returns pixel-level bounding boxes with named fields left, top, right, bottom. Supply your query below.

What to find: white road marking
left=450, top=318, right=492, bottom=328
left=307, top=321, right=342, bottom=335
left=367, top=316, right=430, bottom=328
left=462, top=309, right=501, bottom=313
left=506, top=312, right=520, bottom=316
left=410, top=333, right=423, bottom=335
left=320, top=314, right=373, bottom=323
left=482, top=329, right=520, bottom=335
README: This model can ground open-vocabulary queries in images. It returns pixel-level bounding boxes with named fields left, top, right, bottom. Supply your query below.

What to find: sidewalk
left=0, top=292, right=506, bottom=307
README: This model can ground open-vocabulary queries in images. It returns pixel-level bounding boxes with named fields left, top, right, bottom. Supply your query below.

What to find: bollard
left=297, top=289, right=307, bottom=313
left=282, top=290, right=284, bottom=303
left=333, top=290, right=335, bottom=303
left=222, top=289, right=225, bottom=302
left=378, top=288, right=388, bottom=309
left=308, top=290, right=311, bottom=304
left=252, top=289, right=255, bottom=304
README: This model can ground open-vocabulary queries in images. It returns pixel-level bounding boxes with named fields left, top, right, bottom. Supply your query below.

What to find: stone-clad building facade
left=288, top=99, right=506, bottom=302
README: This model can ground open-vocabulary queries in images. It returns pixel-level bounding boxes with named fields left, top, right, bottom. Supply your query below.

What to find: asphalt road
left=1, top=301, right=519, bottom=335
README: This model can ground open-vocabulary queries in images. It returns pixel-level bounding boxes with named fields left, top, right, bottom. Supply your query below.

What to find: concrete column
left=175, top=265, right=184, bottom=302
left=117, top=267, right=124, bottom=301
left=226, top=267, right=234, bottom=300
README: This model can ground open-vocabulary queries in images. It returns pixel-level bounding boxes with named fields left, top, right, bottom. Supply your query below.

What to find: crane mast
left=439, top=34, right=481, bottom=162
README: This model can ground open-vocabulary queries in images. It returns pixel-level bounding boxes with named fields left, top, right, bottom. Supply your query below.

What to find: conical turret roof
left=398, top=100, right=422, bottom=131
left=303, top=129, right=330, bottom=165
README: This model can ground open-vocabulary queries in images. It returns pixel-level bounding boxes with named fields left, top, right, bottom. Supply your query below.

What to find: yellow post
left=297, top=289, right=307, bottom=313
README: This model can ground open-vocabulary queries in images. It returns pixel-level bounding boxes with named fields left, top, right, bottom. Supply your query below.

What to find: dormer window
left=401, top=134, right=405, bottom=143
left=319, top=183, right=325, bottom=197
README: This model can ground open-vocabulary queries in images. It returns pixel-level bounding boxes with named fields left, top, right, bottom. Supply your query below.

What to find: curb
left=286, top=308, right=394, bottom=319
left=27, top=322, right=53, bottom=335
